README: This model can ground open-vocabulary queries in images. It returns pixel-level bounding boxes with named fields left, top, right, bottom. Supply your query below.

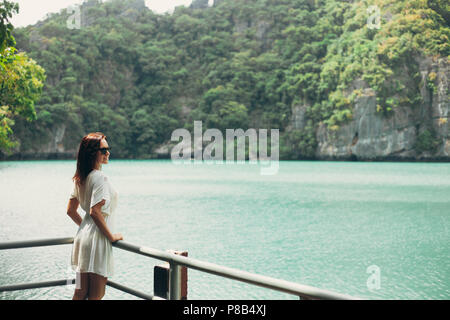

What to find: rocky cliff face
left=310, top=56, right=449, bottom=161
left=5, top=58, right=448, bottom=162
left=0, top=123, right=77, bottom=160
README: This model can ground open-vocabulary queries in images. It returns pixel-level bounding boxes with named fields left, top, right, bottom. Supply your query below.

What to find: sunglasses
left=98, top=147, right=111, bottom=155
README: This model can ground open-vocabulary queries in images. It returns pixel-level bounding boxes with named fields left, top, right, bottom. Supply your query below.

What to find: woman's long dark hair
left=72, top=132, right=106, bottom=187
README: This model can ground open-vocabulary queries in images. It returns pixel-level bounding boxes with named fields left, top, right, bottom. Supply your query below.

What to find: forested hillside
left=0, top=0, right=45, bottom=153
left=2, top=0, right=449, bottom=160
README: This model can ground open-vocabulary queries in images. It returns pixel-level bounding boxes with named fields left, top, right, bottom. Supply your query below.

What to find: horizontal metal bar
left=0, top=237, right=74, bottom=250
left=106, top=280, right=160, bottom=300
left=113, top=241, right=359, bottom=300
left=0, top=279, right=75, bottom=292
left=0, top=278, right=163, bottom=300
left=0, top=238, right=360, bottom=300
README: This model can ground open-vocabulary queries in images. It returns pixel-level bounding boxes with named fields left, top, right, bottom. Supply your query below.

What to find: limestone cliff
left=310, top=56, right=449, bottom=161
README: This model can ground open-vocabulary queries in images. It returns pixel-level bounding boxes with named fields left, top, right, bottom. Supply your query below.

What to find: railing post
left=155, top=250, right=188, bottom=300
left=169, top=262, right=181, bottom=300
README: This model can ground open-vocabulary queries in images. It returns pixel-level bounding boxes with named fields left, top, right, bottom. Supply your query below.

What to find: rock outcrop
left=315, top=56, right=449, bottom=161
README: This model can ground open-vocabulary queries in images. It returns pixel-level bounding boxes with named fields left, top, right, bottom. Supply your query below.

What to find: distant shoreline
left=1, top=152, right=449, bottom=163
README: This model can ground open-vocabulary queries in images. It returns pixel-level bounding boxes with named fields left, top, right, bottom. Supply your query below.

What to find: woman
left=66, top=132, right=123, bottom=300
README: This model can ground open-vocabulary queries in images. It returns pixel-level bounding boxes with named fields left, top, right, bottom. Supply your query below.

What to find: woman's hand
left=111, top=233, right=123, bottom=242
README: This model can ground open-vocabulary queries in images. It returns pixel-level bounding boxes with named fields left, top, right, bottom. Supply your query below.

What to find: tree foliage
left=0, top=0, right=45, bottom=153
left=6, top=0, right=449, bottom=158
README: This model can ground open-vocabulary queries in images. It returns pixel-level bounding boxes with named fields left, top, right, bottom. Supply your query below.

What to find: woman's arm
left=67, top=198, right=82, bottom=226
left=90, top=200, right=123, bottom=242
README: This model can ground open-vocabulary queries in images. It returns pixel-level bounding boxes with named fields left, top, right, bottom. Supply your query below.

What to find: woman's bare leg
left=87, top=272, right=108, bottom=300
left=72, top=272, right=89, bottom=300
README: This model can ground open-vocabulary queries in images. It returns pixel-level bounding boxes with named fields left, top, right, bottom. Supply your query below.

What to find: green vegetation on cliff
left=0, top=0, right=45, bottom=153
left=5, top=0, right=449, bottom=159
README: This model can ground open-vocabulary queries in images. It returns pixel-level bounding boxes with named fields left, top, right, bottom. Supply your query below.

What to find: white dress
left=69, top=169, right=118, bottom=278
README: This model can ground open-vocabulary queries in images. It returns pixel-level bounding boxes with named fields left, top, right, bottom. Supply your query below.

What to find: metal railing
left=0, top=237, right=360, bottom=300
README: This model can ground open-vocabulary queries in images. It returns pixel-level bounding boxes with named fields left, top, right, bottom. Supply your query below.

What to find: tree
left=0, top=1, right=46, bottom=153
left=0, top=0, right=17, bottom=51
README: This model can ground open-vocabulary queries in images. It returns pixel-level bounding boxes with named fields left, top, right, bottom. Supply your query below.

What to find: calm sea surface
left=0, top=160, right=449, bottom=300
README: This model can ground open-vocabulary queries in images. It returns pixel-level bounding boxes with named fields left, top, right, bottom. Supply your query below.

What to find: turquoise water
left=0, top=160, right=449, bottom=300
